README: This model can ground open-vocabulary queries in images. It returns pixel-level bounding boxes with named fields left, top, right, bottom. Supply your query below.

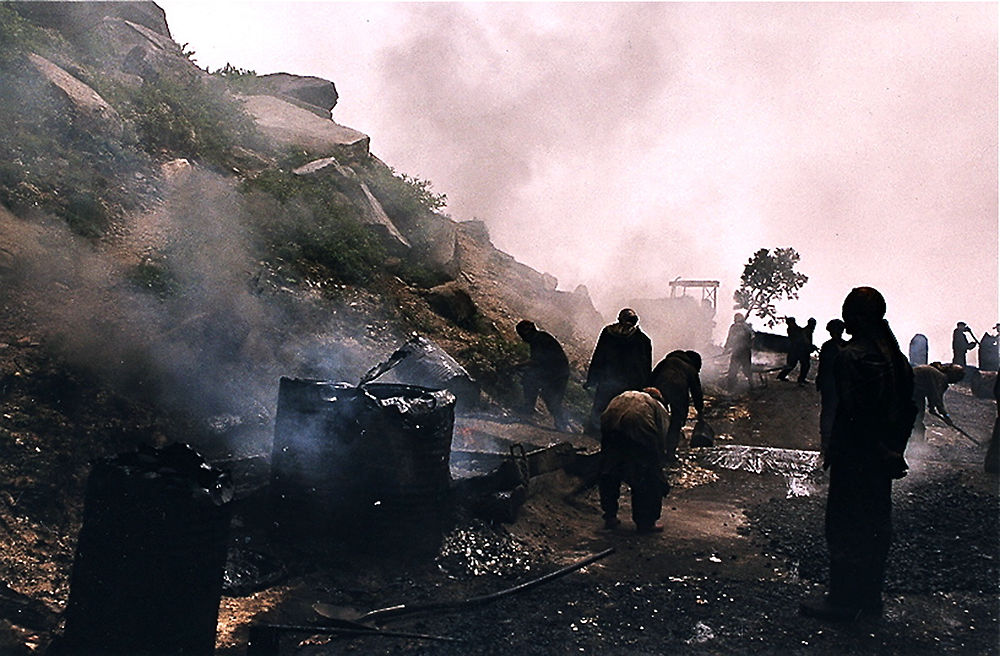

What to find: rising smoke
left=354, top=3, right=998, bottom=355
left=160, top=1, right=997, bottom=360
left=1, top=165, right=392, bottom=455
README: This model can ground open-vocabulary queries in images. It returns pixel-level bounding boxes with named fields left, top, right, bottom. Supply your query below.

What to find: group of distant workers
left=513, top=286, right=1000, bottom=623
left=515, top=309, right=701, bottom=533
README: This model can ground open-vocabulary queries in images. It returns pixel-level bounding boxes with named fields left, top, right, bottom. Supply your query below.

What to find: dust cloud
left=160, top=2, right=998, bottom=361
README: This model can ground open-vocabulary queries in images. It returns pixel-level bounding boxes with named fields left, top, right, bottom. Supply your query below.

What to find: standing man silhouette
left=584, top=308, right=652, bottom=432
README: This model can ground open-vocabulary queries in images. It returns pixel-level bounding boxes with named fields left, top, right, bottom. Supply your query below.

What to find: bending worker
left=911, top=362, right=965, bottom=441
left=598, top=387, right=671, bottom=534
left=649, top=350, right=704, bottom=462
left=515, top=320, right=571, bottom=431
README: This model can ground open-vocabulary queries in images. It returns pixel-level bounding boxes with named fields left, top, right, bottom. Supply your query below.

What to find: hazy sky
left=159, top=1, right=998, bottom=362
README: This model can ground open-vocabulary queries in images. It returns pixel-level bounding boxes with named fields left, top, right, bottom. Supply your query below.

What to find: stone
left=10, top=2, right=170, bottom=41
left=259, top=72, right=339, bottom=113
left=242, top=94, right=369, bottom=161
left=425, top=282, right=478, bottom=328
left=292, top=158, right=410, bottom=253
left=27, top=53, right=124, bottom=140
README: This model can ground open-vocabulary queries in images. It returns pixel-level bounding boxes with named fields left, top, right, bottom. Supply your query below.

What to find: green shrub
left=364, top=162, right=447, bottom=225
left=458, top=335, right=528, bottom=407
left=0, top=6, right=59, bottom=65
left=243, top=169, right=386, bottom=284
left=391, top=259, right=452, bottom=289
left=129, top=76, right=264, bottom=169
left=563, top=379, right=592, bottom=418
left=210, top=63, right=267, bottom=95
left=62, top=192, right=108, bottom=238
left=125, top=258, right=179, bottom=300
left=0, top=55, right=151, bottom=234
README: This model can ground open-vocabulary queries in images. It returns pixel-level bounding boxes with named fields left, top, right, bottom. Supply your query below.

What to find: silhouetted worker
left=816, top=319, right=846, bottom=457
left=908, top=333, right=928, bottom=366
left=911, top=362, right=965, bottom=441
left=598, top=387, right=671, bottom=534
left=649, top=350, right=704, bottom=462
left=584, top=308, right=652, bottom=431
left=777, top=317, right=816, bottom=385
left=800, top=287, right=917, bottom=622
left=952, top=322, right=977, bottom=367
left=515, top=320, right=571, bottom=431
left=978, top=324, right=999, bottom=372
left=724, top=312, right=754, bottom=391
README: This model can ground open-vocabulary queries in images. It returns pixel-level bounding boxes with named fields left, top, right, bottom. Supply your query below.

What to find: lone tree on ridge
left=733, top=247, right=808, bottom=328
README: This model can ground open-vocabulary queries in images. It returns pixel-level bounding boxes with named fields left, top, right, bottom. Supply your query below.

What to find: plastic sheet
left=700, top=445, right=821, bottom=476
left=699, top=445, right=823, bottom=498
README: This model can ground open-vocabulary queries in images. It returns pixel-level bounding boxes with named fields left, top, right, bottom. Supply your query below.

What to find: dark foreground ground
left=0, top=323, right=995, bottom=654
left=212, top=379, right=998, bottom=656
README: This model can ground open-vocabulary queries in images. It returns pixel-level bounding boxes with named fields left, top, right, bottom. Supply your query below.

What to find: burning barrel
left=270, top=378, right=455, bottom=535
left=57, top=443, right=233, bottom=656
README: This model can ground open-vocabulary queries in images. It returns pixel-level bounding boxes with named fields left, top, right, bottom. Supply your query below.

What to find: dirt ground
left=209, top=375, right=998, bottom=656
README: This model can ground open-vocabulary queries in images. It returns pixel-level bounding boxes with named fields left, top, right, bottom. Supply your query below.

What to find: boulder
left=409, top=213, right=459, bottom=271
left=458, top=220, right=492, bottom=245
left=242, top=94, right=369, bottom=161
left=27, top=53, right=124, bottom=140
left=259, top=73, right=338, bottom=114
left=425, top=282, right=478, bottom=328
left=11, top=2, right=170, bottom=41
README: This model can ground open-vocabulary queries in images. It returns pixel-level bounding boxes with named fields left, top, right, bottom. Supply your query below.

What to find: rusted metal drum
left=270, top=378, right=455, bottom=534
left=58, top=443, right=233, bottom=655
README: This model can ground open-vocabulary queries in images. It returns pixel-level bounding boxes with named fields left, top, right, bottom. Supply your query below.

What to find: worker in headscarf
left=584, top=308, right=652, bottom=432
left=816, top=319, right=847, bottom=458
left=952, top=322, right=977, bottom=367
left=649, top=350, right=704, bottom=462
left=723, top=312, right=754, bottom=391
left=515, top=320, right=571, bottom=431
left=911, top=362, right=965, bottom=441
left=800, top=287, right=917, bottom=622
left=598, top=387, right=671, bottom=534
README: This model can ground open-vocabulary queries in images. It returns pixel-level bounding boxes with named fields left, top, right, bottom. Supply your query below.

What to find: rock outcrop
left=293, top=157, right=410, bottom=252
left=1, top=0, right=608, bottom=383
left=27, top=53, right=124, bottom=140
left=258, top=73, right=338, bottom=116
left=242, top=94, right=370, bottom=161
left=11, top=2, right=170, bottom=41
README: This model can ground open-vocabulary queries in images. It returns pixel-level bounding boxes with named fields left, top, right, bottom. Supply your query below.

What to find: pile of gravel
left=435, top=519, right=538, bottom=579
left=742, top=473, right=998, bottom=594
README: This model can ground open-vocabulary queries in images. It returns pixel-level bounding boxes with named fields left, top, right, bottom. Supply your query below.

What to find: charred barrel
left=270, top=378, right=455, bottom=532
left=58, top=443, right=232, bottom=656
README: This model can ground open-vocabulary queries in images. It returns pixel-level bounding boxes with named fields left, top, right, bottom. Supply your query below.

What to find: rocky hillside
left=0, top=1, right=606, bottom=453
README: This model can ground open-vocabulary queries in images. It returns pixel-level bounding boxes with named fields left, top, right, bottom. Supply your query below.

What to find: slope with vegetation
left=0, top=3, right=603, bottom=645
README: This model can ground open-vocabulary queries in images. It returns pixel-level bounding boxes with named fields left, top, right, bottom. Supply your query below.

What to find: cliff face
left=0, top=1, right=603, bottom=429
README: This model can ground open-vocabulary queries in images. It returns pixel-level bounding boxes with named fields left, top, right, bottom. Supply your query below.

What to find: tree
left=733, top=247, right=808, bottom=327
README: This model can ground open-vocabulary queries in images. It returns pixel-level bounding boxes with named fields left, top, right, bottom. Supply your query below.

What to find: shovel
left=314, top=547, right=615, bottom=627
